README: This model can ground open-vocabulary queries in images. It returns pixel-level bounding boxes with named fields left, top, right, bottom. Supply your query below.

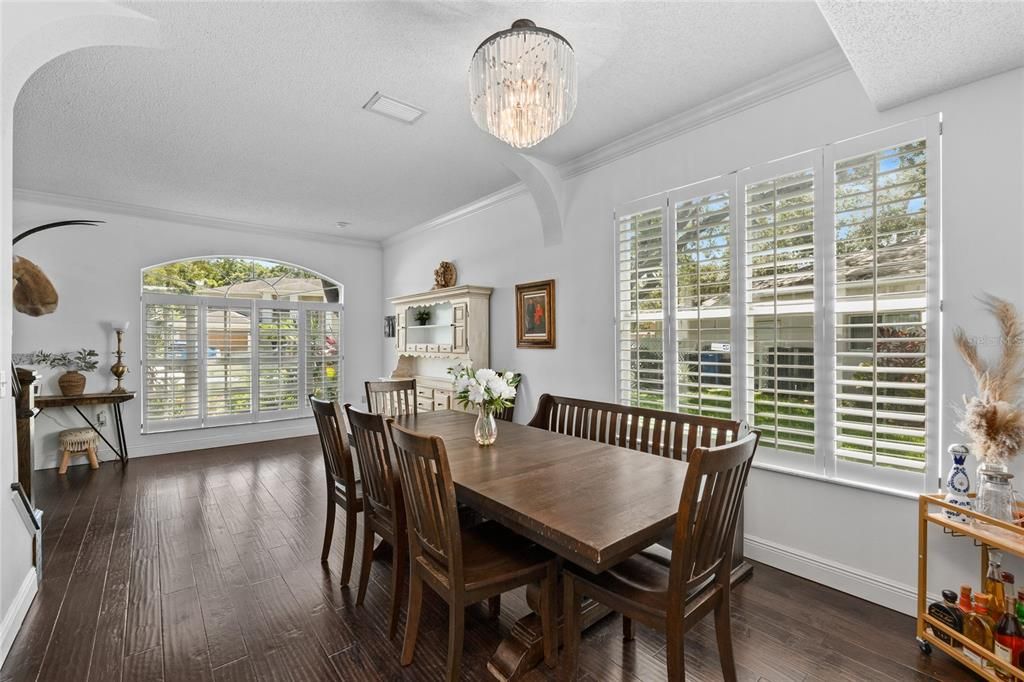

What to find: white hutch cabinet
left=389, top=285, right=492, bottom=413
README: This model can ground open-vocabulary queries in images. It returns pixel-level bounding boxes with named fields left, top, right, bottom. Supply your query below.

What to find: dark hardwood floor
left=2, top=435, right=973, bottom=682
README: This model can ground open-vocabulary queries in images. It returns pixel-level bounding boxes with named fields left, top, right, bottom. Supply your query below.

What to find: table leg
left=485, top=560, right=755, bottom=681
left=487, top=579, right=608, bottom=682
left=72, top=405, right=126, bottom=463
left=113, top=403, right=128, bottom=464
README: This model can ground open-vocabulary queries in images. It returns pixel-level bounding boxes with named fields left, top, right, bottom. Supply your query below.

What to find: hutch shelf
left=388, top=285, right=492, bottom=413
left=918, top=493, right=1024, bottom=680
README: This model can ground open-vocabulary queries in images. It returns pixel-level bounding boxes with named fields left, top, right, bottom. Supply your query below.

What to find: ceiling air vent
left=362, top=92, right=425, bottom=124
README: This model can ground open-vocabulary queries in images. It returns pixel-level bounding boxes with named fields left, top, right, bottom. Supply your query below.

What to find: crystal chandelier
left=469, top=19, right=577, bottom=149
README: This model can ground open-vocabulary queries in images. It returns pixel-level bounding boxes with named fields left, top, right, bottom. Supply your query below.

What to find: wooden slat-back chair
left=365, top=379, right=417, bottom=417
left=528, top=393, right=749, bottom=458
left=562, top=431, right=761, bottom=682
left=344, top=404, right=408, bottom=638
left=387, top=422, right=559, bottom=682
left=309, top=395, right=363, bottom=587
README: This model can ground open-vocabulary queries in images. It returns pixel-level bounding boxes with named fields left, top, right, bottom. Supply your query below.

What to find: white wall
left=13, top=194, right=382, bottom=469
left=382, top=66, right=1024, bottom=614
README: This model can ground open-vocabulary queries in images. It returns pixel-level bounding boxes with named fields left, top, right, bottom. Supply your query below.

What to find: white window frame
left=824, top=116, right=942, bottom=491
left=141, top=294, right=344, bottom=433
left=613, top=115, right=941, bottom=493
left=613, top=194, right=671, bottom=411
left=737, top=149, right=826, bottom=475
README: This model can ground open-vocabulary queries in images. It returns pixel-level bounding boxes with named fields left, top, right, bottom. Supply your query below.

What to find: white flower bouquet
left=447, top=360, right=520, bottom=414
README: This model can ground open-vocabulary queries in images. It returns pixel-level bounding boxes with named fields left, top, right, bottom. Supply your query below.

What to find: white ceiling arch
left=13, top=1, right=839, bottom=241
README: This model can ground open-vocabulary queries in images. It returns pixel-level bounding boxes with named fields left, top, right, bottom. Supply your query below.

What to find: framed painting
left=515, top=279, right=555, bottom=348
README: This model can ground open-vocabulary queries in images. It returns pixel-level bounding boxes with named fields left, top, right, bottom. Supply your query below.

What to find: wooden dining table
left=393, top=409, right=693, bottom=681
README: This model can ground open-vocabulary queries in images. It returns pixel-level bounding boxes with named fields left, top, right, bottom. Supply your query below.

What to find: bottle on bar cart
left=994, top=574, right=1023, bottom=679
left=965, top=593, right=997, bottom=668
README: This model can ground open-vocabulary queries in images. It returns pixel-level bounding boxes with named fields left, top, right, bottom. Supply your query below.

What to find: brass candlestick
left=110, top=327, right=129, bottom=393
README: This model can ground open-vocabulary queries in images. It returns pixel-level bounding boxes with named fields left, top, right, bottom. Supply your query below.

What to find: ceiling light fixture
left=468, top=19, right=577, bottom=149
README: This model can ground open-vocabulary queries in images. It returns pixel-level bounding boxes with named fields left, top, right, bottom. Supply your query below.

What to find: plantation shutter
left=673, top=186, right=733, bottom=420
left=256, top=304, right=302, bottom=416
left=305, top=307, right=342, bottom=401
left=743, top=166, right=817, bottom=458
left=143, top=301, right=201, bottom=431
left=616, top=203, right=667, bottom=409
left=832, top=132, right=933, bottom=479
left=205, top=303, right=253, bottom=423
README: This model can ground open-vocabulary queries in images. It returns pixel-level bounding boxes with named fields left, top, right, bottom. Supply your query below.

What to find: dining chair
left=365, top=378, right=417, bottom=417
left=387, top=421, right=560, bottom=681
left=561, top=431, right=761, bottom=682
left=344, top=403, right=408, bottom=639
left=309, top=395, right=363, bottom=587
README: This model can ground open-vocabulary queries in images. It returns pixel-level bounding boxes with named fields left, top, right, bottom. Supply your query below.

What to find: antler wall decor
left=12, top=220, right=104, bottom=317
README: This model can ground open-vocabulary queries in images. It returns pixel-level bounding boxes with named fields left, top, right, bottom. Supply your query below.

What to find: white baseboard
left=744, top=534, right=934, bottom=617
left=34, top=421, right=318, bottom=470
left=0, top=569, right=37, bottom=667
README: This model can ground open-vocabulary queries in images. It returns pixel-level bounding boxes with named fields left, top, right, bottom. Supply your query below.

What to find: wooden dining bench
left=527, top=393, right=753, bottom=582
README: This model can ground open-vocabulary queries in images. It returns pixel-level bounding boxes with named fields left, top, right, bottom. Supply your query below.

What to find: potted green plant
left=47, top=348, right=100, bottom=396
left=414, top=309, right=431, bottom=326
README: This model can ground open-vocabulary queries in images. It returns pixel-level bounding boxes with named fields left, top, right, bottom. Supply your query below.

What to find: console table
left=35, top=391, right=135, bottom=465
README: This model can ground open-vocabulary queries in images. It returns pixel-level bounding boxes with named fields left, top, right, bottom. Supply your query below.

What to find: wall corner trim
left=0, top=568, right=37, bottom=667
left=12, top=188, right=382, bottom=250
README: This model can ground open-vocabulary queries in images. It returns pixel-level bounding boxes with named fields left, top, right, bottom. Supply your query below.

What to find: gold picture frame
left=515, top=279, right=555, bottom=349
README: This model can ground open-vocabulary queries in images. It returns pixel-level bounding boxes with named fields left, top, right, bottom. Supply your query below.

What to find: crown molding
left=12, top=188, right=382, bottom=249
left=382, top=48, right=851, bottom=248
left=381, top=182, right=526, bottom=247
left=560, top=47, right=852, bottom=179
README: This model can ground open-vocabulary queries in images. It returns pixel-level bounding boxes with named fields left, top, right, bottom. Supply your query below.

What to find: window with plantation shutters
left=305, top=307, right=342, bottom=401
left=256, top=305, right=301, bottom=414
left=206, top=304, right=252, bottom=421
left=141, top=257, right=342, bottom=433
left=144, top=302, right=201, bottom=428
left=832, top=134, right=932, bottom=477
left=744, top=166, right=816, bottom=458
left=613, top=116, right=939, bottom=492
left=674, top=189, right=733, bottom=420
left=617, top=205, right=666, bottom=409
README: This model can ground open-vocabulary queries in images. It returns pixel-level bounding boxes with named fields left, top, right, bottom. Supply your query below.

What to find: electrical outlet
left=97, top=410, right=107, bottom=426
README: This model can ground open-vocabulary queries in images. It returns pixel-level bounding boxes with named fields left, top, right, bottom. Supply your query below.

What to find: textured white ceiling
left=818, top=0, right=1024, bottom=110
left=14, top=1, right=837, bottom=239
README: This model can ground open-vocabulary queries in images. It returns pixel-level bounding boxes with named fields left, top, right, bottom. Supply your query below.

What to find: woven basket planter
left=58, top=371, right=86, bottom=396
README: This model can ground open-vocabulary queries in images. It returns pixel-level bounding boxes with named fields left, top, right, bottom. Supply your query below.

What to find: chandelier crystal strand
left=469, top=19, right=577, bottom=149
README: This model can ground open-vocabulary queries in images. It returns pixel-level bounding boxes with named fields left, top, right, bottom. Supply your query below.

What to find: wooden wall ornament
left=515, top=279, right=555, bottom=348
left=432, top=261, right=457, bottom=289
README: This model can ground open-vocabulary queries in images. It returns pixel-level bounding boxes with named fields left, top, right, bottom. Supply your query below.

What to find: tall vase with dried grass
left=954, top=295, right=1024, bottom=523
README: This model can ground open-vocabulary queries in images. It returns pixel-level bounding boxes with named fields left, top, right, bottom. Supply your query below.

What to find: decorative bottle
left=988, top=552, right=1007, bottom=623
left=944, top=444, right=972, bottom=523
left=961, top=584, right=975, bottom=614
left=928, top=589, right=964, bottom=647
left=995, top=577, right=1024, bottom=678
left=964, top=593, right=997, bottom=667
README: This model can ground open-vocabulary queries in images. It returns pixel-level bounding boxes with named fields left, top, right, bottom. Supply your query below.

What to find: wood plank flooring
left=2, top=435, right=974, bottom=681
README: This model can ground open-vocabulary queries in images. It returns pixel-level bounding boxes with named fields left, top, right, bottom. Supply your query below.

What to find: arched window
left=141, top=257, right=342, bottom=432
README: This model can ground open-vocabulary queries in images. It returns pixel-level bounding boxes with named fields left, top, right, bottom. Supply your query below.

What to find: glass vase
left=474, top=405, right=497, bottom=446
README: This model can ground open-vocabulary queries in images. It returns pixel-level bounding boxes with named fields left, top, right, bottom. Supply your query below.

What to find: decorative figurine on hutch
left=432, top=261, right=457, bottom=290
left=944, top=443, right=973, bottom=523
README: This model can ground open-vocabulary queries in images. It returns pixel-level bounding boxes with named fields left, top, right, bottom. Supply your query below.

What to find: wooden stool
left=58, top=428, right=99, bottom=474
